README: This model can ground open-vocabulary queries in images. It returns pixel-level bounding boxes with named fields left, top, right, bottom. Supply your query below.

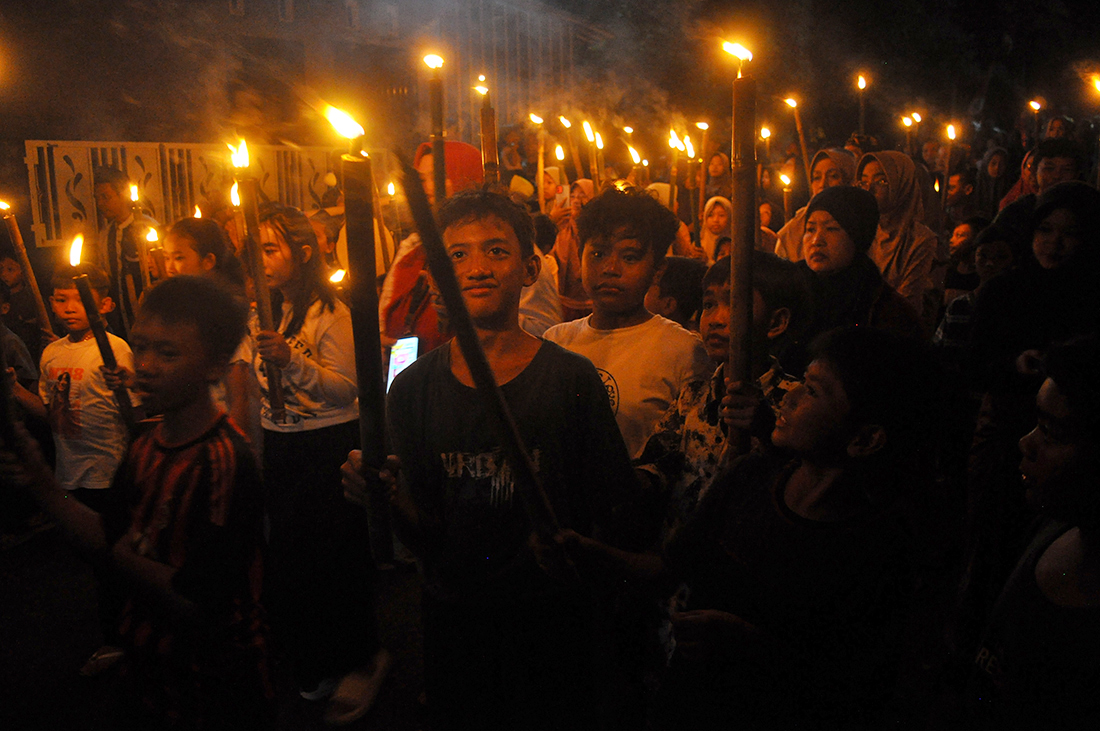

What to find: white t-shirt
left=519, top=254, right=563, bottom=338
left=543, top=314, right=712, bottom=458
left=39, top=334, right=135, bottom=491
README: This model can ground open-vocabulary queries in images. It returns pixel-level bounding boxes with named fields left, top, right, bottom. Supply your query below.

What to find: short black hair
left=532, top=213, right=557, bottom=257
left=437, top=190, right=536, bottom=257
left=576, top=188, right=679, bottom=263
left=809, top=326, right=943, bottom=467
left=92, top=166, right=130, bottom=196
left=704, top=251, right=810, bottom=338
left=656, top=256, right=707, bottom=323
left=1032, top=138, right=1086, bottom=174
left=950, top=167, right=977, bottom=188
left=53, top=263, right=110, bottom=296
left=167, top=216, right=245, bottom=287
left=137, top=275, right=248, bottom=366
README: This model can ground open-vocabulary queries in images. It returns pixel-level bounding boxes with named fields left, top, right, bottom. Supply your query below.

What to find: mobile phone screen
left=386, top=336, right=419, bottom=391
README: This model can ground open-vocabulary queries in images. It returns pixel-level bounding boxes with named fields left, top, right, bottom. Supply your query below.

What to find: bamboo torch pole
left=476, top=80, right=499, bottom=185
left=425, top=55, right=447, bottom=208
left=560, top=117, right=585, bottom=184
left=696, top=123, right=709, bottom=225
left=0, top=202, right=52, bottom=336
left=73, top=273, right=135, bottom=432
left=725, top=42, right=756, bottom=386
left=230, top=140, right=287, bottom=424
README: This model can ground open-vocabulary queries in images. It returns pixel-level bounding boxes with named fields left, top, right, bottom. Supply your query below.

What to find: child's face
left=1032, top=207, right=1082, bottom=270
left=699, top=283, right=731, bottom=362
left=0, top=258, right=23, bottom=288
left=949, top=224, right=974, bottom=255
left=131, top=316, right=218, bottom=415
left=163, top=233, right=215, bottom=278
left=705, top=205, right=730, bottom=234
left=441, top=214, right=539, bottom=326
left=1019, top=377, right=1098, bottom=515
left=772, top=359, right=853, bottom=456
left=803, top=210, right=856, bottom=273
left=974, top=240, right=1013, bottom=281
left=50, top=287, right=102, bottom=336
left=581, top=229, right=662, bottom=317
left=260, top=225, right=304, bottom=292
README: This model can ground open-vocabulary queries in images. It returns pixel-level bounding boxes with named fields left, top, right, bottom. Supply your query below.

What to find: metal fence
left=24, top=140, right=337, bottom=248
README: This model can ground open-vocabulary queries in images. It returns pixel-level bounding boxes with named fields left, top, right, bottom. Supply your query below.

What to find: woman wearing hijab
left=975, top=147, right=1012, bottom=219
left=704, top=152, right=732, bottom=201
left=998, top=150, right=1037, bottom=212
left=798, top=186, right=924, bottom=342
left=774, top=148, right=857, bottom=262
left=700, top=196, right=733, bottom=262
left=857, top=151, right=939, bottom=320
left=550, top=178, right=595, bottom=321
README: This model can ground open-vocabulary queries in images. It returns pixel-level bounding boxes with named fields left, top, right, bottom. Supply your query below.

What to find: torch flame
left=193, top=205, right=202, bottom=218
left=69, top=234, right=84, bottom=266
left=130, top=184, right=139, bottom=203
left=228, top=139, right=249, bottom=169
left=760, top=127, right=771, bottom=139
left=785, top=98, right=798, bottom=108
left=628, top=146, right=641, bottom=165
left=529, top=113, right=543, bottom=125
left=858, top=75, right=867, bottom=90
left=474, top=85, right=488, bottom=96
left=1029, top=100, right=1041, bottom=111
left=0, top=201, right=9, bottom=212
left=902, top=116, right=913, bottom=127
left=388, top=182, right=396, bottom=196
left=934, top=179, right=940, bottom=193
left=423, top=54, right=444, bottom=69
left=779, top=174, right=791, bottom=187
left=623, top=126, right=633, bottom=134
left=582, top=121, right=594, bottom=143
left=1094, top=76, right=1100, bottom=93
left=696, top=122, right=709, bottom=130
left=723, top=42, right=753, bottom=61
left=947, top=124, right=956, bottom=140
left=329, top=269, right=347, bottom=283
left=146, top=228, right=159, bottom=243
left=911, top=112, right=922, bottom=123
left=684, top=135, right=695, bottom=159
left=555, top=145, right=565, bottom=161
left=324, top=106, right=365, bottom=140
left=230, top=182, right=240, bottom=207
left=642, top=159, right=649, bottom=167
left=559, top=116, right=571, bottom=129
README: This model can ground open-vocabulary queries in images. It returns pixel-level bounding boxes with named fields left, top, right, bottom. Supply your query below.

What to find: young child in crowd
left=636, top=251, right=808, bottom=537
left=561, top=326, right=943, bottom=730
left=343, top=190, right=640, bottom=731
left=2, top=275, right=272, bottom=729
left=643, top=255, right=708, bottom=331
left=251, top=203, right=387, bottom=725
left=961, top=335, right=1100, bottom=726
left=8, top=264, right=136, bottom=675
left=543, top=188, right=712, bottom=459
left=0, top=252, right=45, bottom=361
left=0, top=280, right=39, bottom=392
left=161, top=217, right=260, bottom=452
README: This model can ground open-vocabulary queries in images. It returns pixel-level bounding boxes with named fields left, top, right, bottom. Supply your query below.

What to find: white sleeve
left=280, top=307, right=358, bottom=409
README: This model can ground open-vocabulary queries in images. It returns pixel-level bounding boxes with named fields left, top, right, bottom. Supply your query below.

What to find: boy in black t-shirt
left=343, top=190, right=638, bottom=731
left=2, top=276, right=271, bottom=729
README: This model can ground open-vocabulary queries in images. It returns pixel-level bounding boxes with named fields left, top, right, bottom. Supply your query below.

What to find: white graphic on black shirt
left=440, top=448, right=542, bottom=507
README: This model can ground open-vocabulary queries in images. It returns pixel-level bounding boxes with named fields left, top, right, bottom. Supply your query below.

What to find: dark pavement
left=1, top=524, right=426, bottom=731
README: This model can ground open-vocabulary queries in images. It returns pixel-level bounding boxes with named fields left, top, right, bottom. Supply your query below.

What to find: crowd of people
left=1, top=105, right=1098, bottom=730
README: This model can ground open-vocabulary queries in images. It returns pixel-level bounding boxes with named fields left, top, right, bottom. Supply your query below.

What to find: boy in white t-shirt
left=10, top=264, right=136, bottom=674
left=12, top=264, right=134, bottom=501
left=544, top=188, right=711, bottom=458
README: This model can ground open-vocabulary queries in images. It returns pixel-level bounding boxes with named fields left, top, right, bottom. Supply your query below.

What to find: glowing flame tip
left=559, top=116, right=571, bottom=128
left=785, top=98, right=798, bottom=108
left=129, top=184, right=139, bottom=203
left=474, top=85, right=489, bottom=96
left=529, top=113, right=543, bottom=125
left=1029, top=100, right=1041, bottom=111
left=947, top=124, right=957, bottom=140
left=330, top=269, right=347, bottom=283
left=0, top=201, right=9, bottom=212
left=69, top=234, right=84, bottom=266
left=696, top=122, right=709, bottom=130
left=230, top=182, right=240, bottom=207
left=555, top=144, right=565, bottom=161
left=760, top=127, right=771, bottom=139
left=193, top=205, right=202, bottom=218
left=779, top=174, right=791, bottom=187
left=387, top=182, right=396, bottom=196
left=146, top=228, right=159, bottom=243
left=228, top=139, right=249, bottom=169
left=595, top=132, right=604, bottom=150
left=858, top=75, right=867, bottom=90
left=324, top=106, right=365, bottom=140
left=623, top=126, right=633, bottom=134
left=582, top=120, right=594, bottom=142
left=911, top=112, right=922, bottom=122
left=628, top=146, right=641, bottom=165
left=902, top=116, right=913, bottom=127
left=722, top=42, right=753, bottom=61
left=423, top=54, right=444, bottom=69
